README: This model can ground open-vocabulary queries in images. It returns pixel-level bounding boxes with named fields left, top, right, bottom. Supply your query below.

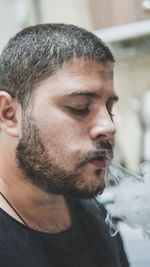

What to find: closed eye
left=67, top=106, right=90, bottom=116
left=106, top=99, right=117, bottom=120
left=109, top=111, right=114, bottom=118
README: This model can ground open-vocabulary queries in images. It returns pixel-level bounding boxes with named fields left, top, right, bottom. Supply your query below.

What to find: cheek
left=39, top=113, right=88, bottom=153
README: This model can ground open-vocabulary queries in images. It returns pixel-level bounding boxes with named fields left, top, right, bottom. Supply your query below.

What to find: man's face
left=16, top=59, right=118, bottom=198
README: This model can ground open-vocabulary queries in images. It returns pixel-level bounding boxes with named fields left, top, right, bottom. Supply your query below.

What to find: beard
left=16, top=114, right=113, bottom=199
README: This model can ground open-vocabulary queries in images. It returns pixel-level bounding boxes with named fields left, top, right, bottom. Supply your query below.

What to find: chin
left=73, top=174, right=106, bottom=199
left=70, top=183, right=105, bottom=199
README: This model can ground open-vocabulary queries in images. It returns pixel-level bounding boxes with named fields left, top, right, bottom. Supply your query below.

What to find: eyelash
left=67, top=106, right=115, bottom=118
left=68, top=107, right=90, bottom=116
left=107, top=102, right=115, bottom=119
left=109, top=112, right=114, bottom=118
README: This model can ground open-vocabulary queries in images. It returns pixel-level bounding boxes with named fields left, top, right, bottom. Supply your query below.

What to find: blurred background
left=0, top=0, right=150, bottom=266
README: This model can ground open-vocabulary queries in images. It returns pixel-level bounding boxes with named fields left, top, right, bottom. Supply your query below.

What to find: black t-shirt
left=0, top=197, right=129, bottom=267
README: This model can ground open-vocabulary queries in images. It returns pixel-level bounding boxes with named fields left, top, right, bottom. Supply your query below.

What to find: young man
left=0, top=24, right=129, bottom=266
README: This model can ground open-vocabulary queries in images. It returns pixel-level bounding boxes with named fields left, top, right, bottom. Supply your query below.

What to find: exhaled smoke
left=97, top=161, right=150, bottom=238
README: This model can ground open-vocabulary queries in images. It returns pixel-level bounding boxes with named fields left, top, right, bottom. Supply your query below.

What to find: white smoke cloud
left=97, top=161, right=150, bottom=238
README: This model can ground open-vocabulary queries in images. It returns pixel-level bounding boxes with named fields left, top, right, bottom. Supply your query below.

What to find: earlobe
left=0, top=91, right=19, bottom=137
left=2, top=121, right=19, bottom=138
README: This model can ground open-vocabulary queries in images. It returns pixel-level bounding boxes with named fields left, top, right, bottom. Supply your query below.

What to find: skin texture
left=0, top=58, right=117, bottom=232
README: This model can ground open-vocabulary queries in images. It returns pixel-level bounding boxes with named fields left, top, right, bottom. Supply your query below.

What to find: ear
left=0, top=91, right=20, bottom=137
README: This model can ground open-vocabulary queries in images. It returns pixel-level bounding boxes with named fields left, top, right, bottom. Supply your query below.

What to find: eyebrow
left=63, top=91, right=119, bottom=102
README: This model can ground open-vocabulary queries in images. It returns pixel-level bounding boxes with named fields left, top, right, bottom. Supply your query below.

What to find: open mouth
left=89, top=155, right=109, bottom=169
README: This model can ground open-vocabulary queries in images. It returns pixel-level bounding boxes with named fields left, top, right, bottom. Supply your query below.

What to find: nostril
left=89, top=123, right=116, bottom=140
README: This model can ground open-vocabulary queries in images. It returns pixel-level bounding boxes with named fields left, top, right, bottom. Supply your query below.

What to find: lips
left=89, top=154, right=110, bottom=169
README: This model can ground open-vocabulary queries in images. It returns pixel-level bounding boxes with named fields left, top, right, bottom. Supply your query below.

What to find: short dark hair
left=0, top=23, right=114, bottom=106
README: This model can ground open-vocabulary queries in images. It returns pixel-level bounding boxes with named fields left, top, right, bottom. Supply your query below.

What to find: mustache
left=77, top=141, right=113, bottom=168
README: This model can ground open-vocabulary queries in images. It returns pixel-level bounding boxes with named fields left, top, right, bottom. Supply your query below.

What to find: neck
left=0, top=177, right=72, bottom=233
left=0, top=139, right=72, bottom=232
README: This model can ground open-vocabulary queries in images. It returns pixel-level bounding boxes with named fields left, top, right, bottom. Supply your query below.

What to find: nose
left=89, top=108, right=116, bottom=140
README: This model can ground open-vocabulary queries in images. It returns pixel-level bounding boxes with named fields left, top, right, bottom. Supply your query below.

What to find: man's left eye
left=109, top=112, right=114, bottom=120
left=67, top=106, right=90, bottom=115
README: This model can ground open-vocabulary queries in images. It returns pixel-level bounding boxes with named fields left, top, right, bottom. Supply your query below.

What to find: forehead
left=35, top=58, right=114, bottom=98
